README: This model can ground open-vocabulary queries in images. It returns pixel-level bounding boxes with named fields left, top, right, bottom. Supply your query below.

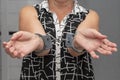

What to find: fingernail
left=115, top=48, right=118, bottom=52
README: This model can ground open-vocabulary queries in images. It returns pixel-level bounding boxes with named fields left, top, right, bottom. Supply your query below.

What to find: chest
left=38, top=9, right=84, bottom=35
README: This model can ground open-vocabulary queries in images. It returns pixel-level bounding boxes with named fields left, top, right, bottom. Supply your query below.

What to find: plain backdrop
left=0, top=0, right=120, bottom=80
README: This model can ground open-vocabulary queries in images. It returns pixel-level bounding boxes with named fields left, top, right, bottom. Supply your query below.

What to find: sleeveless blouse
left=20, top=0, right=95, bottom=80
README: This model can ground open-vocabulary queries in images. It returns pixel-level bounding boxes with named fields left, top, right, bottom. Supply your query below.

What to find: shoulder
left=77, top=4, right=99, bottom=18
left=76, top=5, right=99, bottom=26
left=19, top=6, right=38, bottom=18
left=84, top=9, right=99, bottom=24
left=88, top=9, right=99, bottom=19
left=79, top=9, right=100, bottom=30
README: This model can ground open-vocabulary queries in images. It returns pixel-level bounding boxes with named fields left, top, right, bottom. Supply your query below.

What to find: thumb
left=10, top=31, right=23, bottom=41
left=89, top=51, right=99, bottom=59
left=93, top=30, right=107, bottom=39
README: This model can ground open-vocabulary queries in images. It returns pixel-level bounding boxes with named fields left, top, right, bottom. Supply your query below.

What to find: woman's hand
left=74, top=28, right=117, bottom=59
left=3, top=31, right=44, bottom=58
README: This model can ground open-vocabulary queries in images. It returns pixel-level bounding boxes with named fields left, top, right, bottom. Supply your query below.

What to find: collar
left=39, top=0, right=88, bottom=14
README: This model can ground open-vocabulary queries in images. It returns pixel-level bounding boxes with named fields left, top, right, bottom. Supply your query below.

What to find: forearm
left=19, top=6, right=50, bottom=56
left=68, top=10, right=100, bottom=56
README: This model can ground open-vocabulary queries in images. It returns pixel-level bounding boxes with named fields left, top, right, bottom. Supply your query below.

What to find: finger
left=4, top=43, right=13, bottom=54
left=5, top=48, right=16, bottom=58
left=89, top=51, right=99, bottom=59
left=100, top=44, right=112, bottom=51
left=12, top=50, right=20, bottom=58
left=5, top=41, right=14, bottom=48
left=9, top=47, right=15, bottom=53
left=8, top=49, right=20, bottom=58
left=16, top=50, right=25, bottom=59
left=6, top=47, right=17, bottom=58
left=8, top=45, right=20, bottom=58
left=103, top=39, right=117, bottom=47
left=4, top=47, right=11, bottom=55
left=16, top=53, right=24, bottom=59
left=111, top=47, right=117, bottom=52
left=3, top=42, right=18, bottom=58
left=103, top=39, right=117, bottom=52
left=92, top=30, right=107, bottom=39
left=9, top=46, right=20, bottom=57
left=3, top=40, right=14, bottom=48
left=3, top=41, right=7, bottom=45
left=101, top=43, right=117, bottom=53
left=97, top=47, right=112, bottom=55
left=3, top=42, right=8, bottom=48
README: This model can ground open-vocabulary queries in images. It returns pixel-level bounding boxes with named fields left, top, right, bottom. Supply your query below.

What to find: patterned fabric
left=20, top=0, right=95, bottom=80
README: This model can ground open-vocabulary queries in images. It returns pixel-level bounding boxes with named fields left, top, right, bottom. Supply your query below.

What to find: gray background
left=0, top=0, right=120, bottom=80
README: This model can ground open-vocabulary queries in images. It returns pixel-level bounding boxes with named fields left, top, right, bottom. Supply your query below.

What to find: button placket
left=53, top=11, right=67, bottom=80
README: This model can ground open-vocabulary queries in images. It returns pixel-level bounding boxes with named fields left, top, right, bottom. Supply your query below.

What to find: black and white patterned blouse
left=20, top=0, right=95, bottom=80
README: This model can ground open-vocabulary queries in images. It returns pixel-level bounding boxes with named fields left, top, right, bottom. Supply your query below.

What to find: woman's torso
left=20, top=0, right=95, bottom=80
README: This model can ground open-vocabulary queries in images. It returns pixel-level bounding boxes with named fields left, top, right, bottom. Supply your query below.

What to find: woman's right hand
left=3, top=31, right=44, bottom=58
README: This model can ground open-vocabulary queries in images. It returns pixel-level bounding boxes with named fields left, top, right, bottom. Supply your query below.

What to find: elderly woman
left=3, top=0, right=117, bottom=80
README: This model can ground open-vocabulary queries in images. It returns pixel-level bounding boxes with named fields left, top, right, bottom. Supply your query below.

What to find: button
left=56, top=68, right=61, bottom=72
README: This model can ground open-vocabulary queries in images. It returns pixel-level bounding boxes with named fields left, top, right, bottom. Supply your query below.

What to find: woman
left=3, top=0, right=117, bottom=80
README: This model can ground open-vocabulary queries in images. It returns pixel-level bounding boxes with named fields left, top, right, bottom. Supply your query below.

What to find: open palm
left=74, top=28, right=117, bottom=58
left=3, top=31, right=41, bottom=58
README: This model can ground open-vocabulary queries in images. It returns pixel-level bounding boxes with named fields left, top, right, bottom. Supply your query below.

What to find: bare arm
left=19, top=6, right=46, bottom=34
left=68, top=10, right=117, bottom=58
left=3, top=6, right=50, bottom=58
left=19, top=6, right=50, bottom=56
left=77, top=10, right=99, bottom=30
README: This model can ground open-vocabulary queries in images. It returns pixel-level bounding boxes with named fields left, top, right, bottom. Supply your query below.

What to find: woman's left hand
left=74, top=28, right=117, bottom=58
